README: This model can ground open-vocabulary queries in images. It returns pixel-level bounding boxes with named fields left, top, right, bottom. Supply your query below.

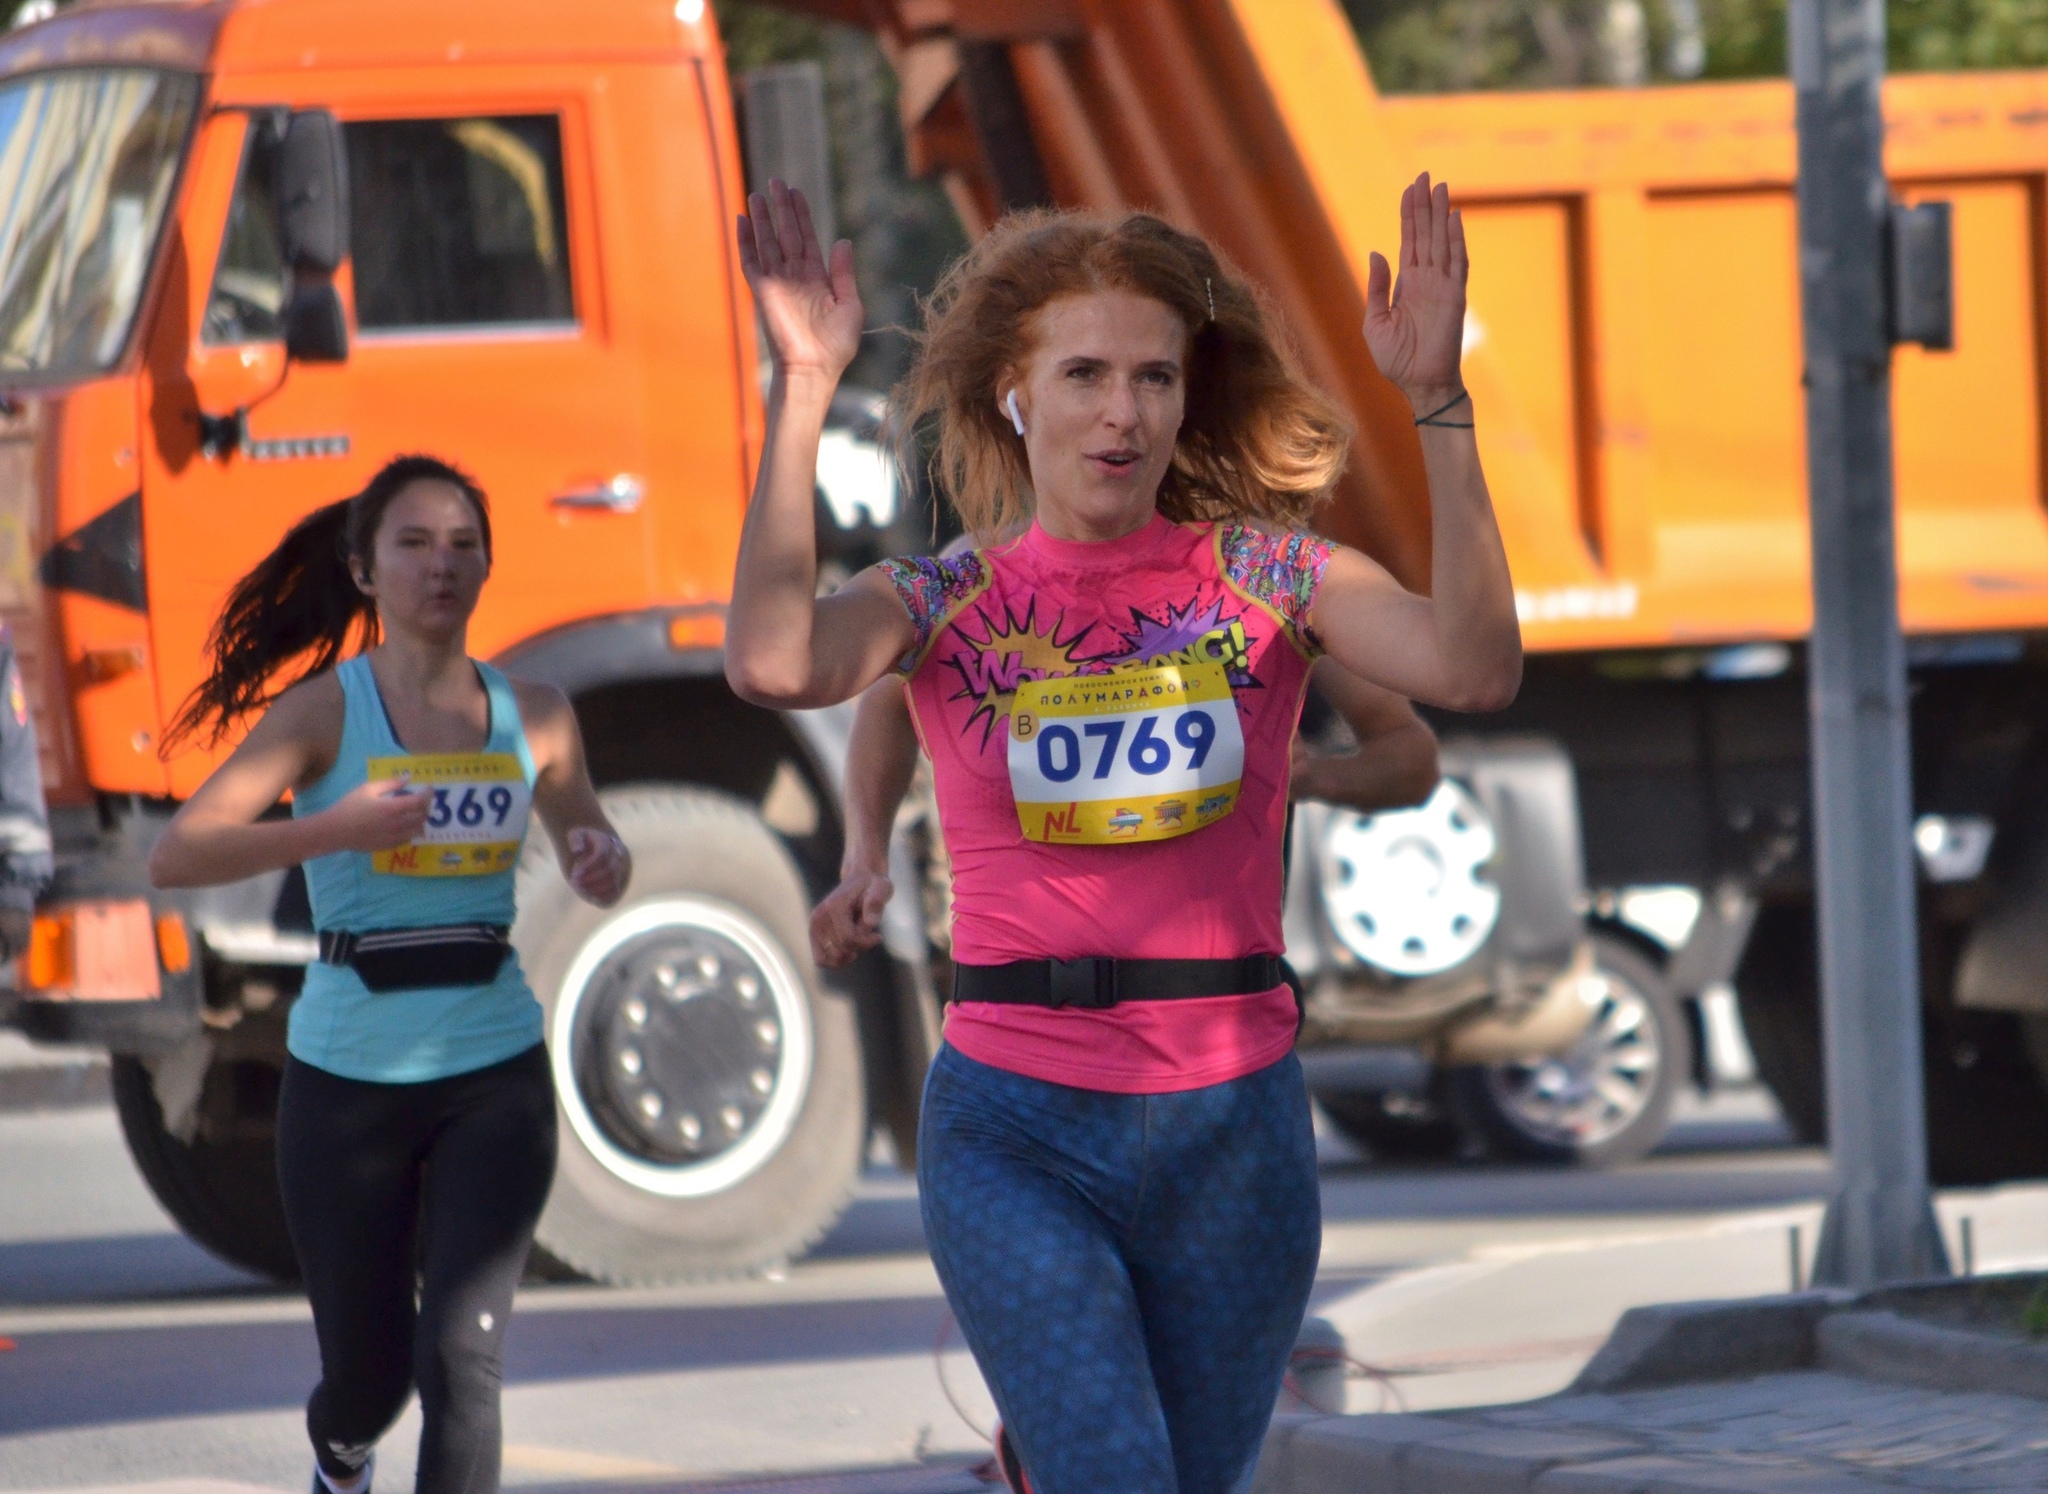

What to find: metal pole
left=1790, top=0, right=1949, bottom=1287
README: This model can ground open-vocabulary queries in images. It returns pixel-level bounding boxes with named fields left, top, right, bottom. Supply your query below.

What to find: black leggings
left=277, top=1045, right=557, bottom=1494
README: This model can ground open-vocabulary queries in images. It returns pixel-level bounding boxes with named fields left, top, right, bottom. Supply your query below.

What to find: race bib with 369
left=1007, top=661, right=1245, bottom=844
left=366, top=752, right=532, bottom=876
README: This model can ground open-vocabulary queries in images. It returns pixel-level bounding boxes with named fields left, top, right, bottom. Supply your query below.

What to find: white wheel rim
left=1483, top=969, right=1662, bottom=1148
left=1318, top=780, right=1502, bottom=976
left=549, top=896, right=814, bottom=1198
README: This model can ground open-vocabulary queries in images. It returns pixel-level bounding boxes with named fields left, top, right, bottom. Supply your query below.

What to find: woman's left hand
left=566, top=826, right=630, bottom=907
left=738, top=180, right=864, bottom=385
left=1363, top=172, right=1468, bottom=410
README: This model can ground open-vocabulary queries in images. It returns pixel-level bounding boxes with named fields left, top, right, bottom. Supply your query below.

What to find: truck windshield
left=0, top=69, right=198, bottom=379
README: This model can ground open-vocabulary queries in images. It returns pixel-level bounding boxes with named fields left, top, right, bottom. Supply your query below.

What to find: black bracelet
left=1414, top=389, right=1473, bottom=428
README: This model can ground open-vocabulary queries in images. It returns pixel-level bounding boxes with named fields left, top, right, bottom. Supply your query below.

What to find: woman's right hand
left=1363, top=172, right=1469, bottom=412
left=319, top=774, right=431, bottom=853
left=737, top=179, right=863, bottom=384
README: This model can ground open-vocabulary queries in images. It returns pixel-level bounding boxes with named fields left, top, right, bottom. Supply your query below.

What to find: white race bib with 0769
left=1007, top=660, right=1245, bottom=845
left=366, top=752, right=532, bottom=876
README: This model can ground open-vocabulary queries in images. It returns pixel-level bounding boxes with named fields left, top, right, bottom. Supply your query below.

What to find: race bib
left=1008, top=660, right=1245, bottom=844
left=366, top=752, right=531, bottom=876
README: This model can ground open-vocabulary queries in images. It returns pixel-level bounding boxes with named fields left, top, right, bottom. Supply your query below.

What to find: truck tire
left=109, top=1053, right=300, bottom=1282
left=1316, top=1089, right=1466, bottom=1162
left=1732, top=903, right=1826, bottom=1144
left=518, top=787, right=864, bottom=1284
left=1736, top=902, right=2048, bottom=1184
left=1447, top=932, right=1688, bottom=1168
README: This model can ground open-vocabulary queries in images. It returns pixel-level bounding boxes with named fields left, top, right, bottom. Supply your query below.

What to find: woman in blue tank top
left=150, top=455, right=630, bottom=1494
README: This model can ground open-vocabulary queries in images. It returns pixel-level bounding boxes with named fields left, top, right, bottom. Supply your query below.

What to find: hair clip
left=1206, top=277, right=1216, bottom=322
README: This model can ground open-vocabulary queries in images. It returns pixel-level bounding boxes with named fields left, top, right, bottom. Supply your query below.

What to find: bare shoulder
left=506, top=676, right=579, bottom=766
left=257, top=670, right=345, bottom=744
left=508, top=676, right=573, bottom=726
left=220, top=669, right=345, bottom=787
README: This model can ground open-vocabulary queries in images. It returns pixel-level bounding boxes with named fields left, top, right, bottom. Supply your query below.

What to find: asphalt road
left=0, top=1090, right=1825, bottom=1493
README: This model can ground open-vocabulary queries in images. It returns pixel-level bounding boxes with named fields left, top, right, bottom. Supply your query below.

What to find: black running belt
left=952, top=954, right=1284, bottom=1011
left=318, top=923, right=512, bottom=993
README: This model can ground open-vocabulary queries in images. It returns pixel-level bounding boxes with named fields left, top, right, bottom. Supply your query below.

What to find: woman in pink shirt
left=727, top=178, right=1518, bottom=1493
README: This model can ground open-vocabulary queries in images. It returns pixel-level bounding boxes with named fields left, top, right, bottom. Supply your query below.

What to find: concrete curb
left=1818, top=1308, right=2048, bottom=1400
left=1568, top=1290, right=1851, bottom=1391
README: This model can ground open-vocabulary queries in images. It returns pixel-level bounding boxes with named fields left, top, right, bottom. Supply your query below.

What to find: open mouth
left=1087, top=448, right=1142, bottom=472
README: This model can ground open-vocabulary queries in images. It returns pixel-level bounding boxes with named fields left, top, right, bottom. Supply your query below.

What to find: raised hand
left=321, top=773, right=431, bottom=853
left=737, top=179, right=863, bottom=383
left=1363, top=173, right=1469, bottom=410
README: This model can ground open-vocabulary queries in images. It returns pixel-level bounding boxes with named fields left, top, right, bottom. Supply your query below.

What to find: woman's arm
left=725, top=181, right=916, bottom=709
left=1310, top=174, right=1523, bottom=714
left=1292, top=661, right=1441, bottom=812
left=518, top=681, right=629, bottom=908
left=148, top=675, right=430, bottom=889
left=812, top=677, right=920, bottom=969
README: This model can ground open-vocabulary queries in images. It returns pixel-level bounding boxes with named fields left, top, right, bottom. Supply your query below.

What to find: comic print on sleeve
left=877, top=551, right=988, bottom=671
left=1218, top=523, right=1334, bottom=657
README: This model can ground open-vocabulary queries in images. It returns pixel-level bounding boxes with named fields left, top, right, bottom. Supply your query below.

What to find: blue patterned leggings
left=918, top=1045, right=1322, bottom=1494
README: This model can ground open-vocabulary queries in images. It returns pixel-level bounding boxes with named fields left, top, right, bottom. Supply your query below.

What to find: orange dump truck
left=3, top=0, right=2047, bottom=1285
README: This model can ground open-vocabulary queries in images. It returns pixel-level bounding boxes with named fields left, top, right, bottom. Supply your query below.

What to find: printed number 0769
left=1035, top=711, right=1215, bottom=783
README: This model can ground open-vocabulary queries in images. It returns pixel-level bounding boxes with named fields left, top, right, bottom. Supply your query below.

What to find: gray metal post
left=740, top=63, right=837, bottom=247
left=1790, top=0, right=1949, bottom=1287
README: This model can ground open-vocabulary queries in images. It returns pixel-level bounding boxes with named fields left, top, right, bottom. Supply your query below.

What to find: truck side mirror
left=284, top=285, right=348, bottom=362
left=279, top=109, right=350, bottom=363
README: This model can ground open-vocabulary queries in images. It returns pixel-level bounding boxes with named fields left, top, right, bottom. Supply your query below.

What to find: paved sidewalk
left=1260, top=1276, right=2048, bottom=1492
left=1261, top=1372, right=2048, bottom=1490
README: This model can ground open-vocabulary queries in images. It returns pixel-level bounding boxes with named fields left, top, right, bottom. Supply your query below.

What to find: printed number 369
left=1035, top=711, right=1215, bottom=783
left=425, top=784, right=517, bottom=829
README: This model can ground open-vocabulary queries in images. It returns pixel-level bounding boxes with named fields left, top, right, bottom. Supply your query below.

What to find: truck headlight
left=1317, top=779, right=1502, bottom=977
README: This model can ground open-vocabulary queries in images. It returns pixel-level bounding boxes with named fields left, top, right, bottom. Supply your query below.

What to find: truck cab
left=0, top=0, right=936, bottom=1284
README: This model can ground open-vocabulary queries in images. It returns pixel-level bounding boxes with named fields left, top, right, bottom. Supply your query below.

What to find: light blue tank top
left=286, top=655, right=544, bottom=1083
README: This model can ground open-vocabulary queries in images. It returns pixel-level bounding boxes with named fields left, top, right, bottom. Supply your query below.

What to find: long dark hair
left=164, top=454, right=491, bottom=751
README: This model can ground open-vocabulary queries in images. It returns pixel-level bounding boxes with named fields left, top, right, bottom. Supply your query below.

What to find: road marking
left=6, top=1483, right=291, bottom=1494
left=634, top=1468, right=990, bottom=1493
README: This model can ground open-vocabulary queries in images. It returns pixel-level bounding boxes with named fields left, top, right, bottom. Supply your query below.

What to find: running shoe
left=311, top=1455, right=372, bottom=1494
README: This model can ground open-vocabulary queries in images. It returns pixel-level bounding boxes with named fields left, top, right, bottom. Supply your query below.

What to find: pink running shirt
left=880, top=513, right=1332, bottom=1094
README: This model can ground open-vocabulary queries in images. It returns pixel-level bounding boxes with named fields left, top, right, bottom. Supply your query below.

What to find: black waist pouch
left=318, top=924, right=512, bottom=994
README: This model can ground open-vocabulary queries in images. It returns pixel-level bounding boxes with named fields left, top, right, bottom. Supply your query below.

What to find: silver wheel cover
left=1318, top=779, right=1501, bottom=976
left=549, top=897, right=814, bottom=1198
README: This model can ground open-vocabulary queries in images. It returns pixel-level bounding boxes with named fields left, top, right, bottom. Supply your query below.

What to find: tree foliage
left=1343, top=0, right=2048, bottom=91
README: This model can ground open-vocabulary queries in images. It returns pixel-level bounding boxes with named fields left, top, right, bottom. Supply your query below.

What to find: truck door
left=147, top=103, right=649, bottom=794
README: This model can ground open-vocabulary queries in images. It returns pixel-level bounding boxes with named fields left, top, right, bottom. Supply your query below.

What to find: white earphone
left=1006, top=389, right=1026, bottom=437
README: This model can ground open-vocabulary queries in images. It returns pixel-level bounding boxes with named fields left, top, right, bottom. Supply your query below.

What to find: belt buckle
left=1048, top=957, right=1117, bottom=1010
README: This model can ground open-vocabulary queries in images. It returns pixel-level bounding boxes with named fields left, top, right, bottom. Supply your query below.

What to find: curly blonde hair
left=892, top=210, right=1352, bottom=542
